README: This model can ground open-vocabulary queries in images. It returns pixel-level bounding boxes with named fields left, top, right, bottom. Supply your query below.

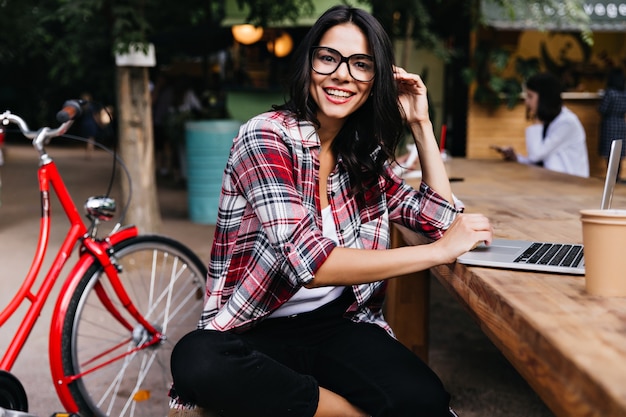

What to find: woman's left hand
left=394, top=66, right=429, bottom=125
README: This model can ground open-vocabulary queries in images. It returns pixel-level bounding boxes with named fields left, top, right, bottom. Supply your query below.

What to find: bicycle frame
left=0, top=151, right=162, bottom=413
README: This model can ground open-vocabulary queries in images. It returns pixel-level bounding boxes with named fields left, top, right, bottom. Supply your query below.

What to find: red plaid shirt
left=199, top=111, right=462, bottom=334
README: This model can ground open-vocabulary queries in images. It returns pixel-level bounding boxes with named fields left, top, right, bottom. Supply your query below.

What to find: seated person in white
left=494, top=72, right=589, bottom=178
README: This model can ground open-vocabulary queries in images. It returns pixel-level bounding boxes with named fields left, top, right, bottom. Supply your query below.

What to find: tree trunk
left=116, top=66, right=162, bottom=233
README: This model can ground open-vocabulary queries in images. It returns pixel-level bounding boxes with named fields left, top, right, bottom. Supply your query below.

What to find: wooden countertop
left=404, top=159, right=626, bottom=417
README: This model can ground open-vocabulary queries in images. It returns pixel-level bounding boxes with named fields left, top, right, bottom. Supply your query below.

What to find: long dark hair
left=275, top=5, right=403, bottom=196
left=606, top=67, right=626, bottom=91
left=525, top=72, right=563, bottom=139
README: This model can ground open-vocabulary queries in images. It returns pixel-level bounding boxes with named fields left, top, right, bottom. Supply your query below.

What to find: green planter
left=185, top=120, right=241, bottom=224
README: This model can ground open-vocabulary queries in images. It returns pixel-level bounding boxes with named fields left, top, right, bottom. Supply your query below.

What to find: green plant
left=462, top=42, right=540, bottom=109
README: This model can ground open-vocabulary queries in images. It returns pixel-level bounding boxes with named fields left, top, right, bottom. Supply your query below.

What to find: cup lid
left=581, top=209, right=626, bottom=217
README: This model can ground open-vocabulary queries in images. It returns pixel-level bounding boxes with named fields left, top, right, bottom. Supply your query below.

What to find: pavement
left=0, top=143, right=214, bottom=416
left=0, top=143, right=553, bottom=417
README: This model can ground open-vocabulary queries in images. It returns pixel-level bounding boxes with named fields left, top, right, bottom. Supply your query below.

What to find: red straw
left=439, top=124, right=447, bottom=151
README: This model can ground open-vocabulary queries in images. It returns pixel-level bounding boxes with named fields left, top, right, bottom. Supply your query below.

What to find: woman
left=170, top=5, right=492, bottom=417
left=494, top=72, right=589, bottom=177
left=599, top=67, right=626, bottom=179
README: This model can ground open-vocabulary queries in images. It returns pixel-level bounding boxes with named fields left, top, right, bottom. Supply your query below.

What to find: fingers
left=491, top=145, right=516, bottom=161
left=461, top=213, right=493, bottom=237
left=431, top=213, right=494, bottom=264
left=449, top=213, right=494, bottom=251
left=393, top=67, right=424, bottom=88
left=501, top=147, right=517, bottom=161
left=395, top=74, right=423, bottom=88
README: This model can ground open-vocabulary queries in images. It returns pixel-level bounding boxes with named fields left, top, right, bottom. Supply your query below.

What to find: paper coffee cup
left=580, top=209, right=626, bottom=296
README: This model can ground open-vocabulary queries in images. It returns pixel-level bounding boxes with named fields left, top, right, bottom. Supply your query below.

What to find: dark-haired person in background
left=494, top=72, right=589, bottom=177
left=599, top=67, right=626, bottom=181
left=169, top=5, right=492, bottom=417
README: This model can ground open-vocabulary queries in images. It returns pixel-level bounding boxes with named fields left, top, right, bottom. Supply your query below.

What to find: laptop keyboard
left=514, top=242, right=584, bottom=267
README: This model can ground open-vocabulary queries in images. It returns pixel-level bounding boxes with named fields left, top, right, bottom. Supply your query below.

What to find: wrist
left=428, top=239, right=454, bottom=265
left=408, top=120, right=433, bottom=139
left=408, top=119, right=432, bottom=129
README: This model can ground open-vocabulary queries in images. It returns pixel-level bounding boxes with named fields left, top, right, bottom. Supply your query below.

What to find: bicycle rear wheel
left=60, top=235, right=207, bottom=417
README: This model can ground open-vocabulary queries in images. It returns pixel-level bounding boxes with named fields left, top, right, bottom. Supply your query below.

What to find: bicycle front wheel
left=60, top=235, right=207, bottom=417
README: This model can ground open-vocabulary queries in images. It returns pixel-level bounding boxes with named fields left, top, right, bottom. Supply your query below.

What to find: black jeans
left=170, top=291, right=451, bottom=417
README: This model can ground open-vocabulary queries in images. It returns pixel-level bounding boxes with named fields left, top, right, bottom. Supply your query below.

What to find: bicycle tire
left=0, top=370, right=28, bottom=412
left=60, top=235, right=207, bottom=417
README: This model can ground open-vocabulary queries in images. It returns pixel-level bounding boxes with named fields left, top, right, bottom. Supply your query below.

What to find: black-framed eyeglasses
left=310, top=46, right=375, bottom=82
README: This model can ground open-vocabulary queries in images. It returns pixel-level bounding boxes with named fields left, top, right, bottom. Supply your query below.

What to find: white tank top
left=269, top=206, right=345, bottom=318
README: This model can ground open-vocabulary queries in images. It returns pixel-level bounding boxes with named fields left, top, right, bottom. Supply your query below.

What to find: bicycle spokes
left=58, top=236, right=206, bottom=417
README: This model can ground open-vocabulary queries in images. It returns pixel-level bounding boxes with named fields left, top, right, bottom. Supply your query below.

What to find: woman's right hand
left=432, top=213, right=493, bottom=264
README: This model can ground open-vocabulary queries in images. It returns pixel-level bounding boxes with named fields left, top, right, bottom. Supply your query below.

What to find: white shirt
left=269, top=206, right=344, bottom=318
left=518, top=107, right=589, bottom=177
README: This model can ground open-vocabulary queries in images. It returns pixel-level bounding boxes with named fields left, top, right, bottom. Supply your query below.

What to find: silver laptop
left=456, top=139, right=623, bottom=275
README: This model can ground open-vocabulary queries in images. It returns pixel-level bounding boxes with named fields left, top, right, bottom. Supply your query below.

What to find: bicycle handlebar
left=0, top=99, right=86, bottom=146
left=56, top=99, right=86, bottom=123
left=2, top=98, right=132, bottom=224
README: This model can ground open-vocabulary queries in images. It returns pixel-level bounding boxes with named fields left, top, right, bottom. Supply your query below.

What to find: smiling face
left=309, top=23, right=374, bottom=131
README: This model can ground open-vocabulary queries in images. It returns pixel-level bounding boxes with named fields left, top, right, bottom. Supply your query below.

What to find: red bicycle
left=0, top=100, right=207, bottom=417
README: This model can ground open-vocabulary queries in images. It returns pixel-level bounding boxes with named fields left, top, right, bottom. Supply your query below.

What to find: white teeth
left=325, top=88, right=352, bottom=98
